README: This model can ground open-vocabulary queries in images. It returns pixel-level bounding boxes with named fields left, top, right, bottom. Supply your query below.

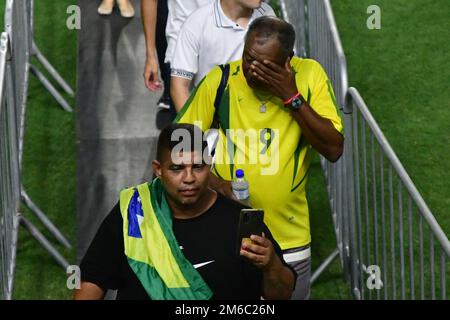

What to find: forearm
left=73, top=281, right=105, bottom=300
left=290, top=100, right=343, bottom=162
left=262, top=258, right=295, bottom=300
left=141, top=0, right=157, bottom=58
left=170, top=76, right=191, bottom=112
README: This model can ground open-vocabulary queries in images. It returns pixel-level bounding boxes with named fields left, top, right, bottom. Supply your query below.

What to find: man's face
left=242, top=33, right=285, bottom=91
left=234, top=0, right=262, bottom=9
left=152, top=150, right=211, bottom=207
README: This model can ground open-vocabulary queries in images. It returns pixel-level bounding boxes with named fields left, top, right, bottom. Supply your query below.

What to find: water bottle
left=232, top=169, right=250, bottom=206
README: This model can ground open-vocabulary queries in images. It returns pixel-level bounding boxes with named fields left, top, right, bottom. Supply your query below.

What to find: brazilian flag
left=120, top=179, right=212, bottom=300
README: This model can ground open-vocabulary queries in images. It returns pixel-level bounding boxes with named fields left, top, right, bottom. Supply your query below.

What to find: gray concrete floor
left=76, top=0, right=172, bottom=262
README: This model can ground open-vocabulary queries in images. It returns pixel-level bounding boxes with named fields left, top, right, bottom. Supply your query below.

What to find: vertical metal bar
left=419, top=214, right=425, bottom=300
left=379, top=146, right=387, bottom=299
left=346, top=101, right=359, bottom=298
left=0, top=29, right=14, bottom=300
left=335, top=162, right=342, bottom=262
left=7, top=45, right=21, bottom=299
left=408, top=197, right=414, bottom=299
left=398, top=180, right=405, bottom=300
left=308, top=0, right=314, bottom=57
left=361, top=115, right=371, bottom=299
left=313, top=0, right=318, bottom=58
left=343, top=153, right=350, bottom=280
left=370, top=134, right=380, bottom=300
left=301, top=0, right=307, bottom=57
left=354, top=106, right=364, bottom=299
left=430, top=231, right=435, bottom=300
left=0, top=125, right=5, bottom=300
left=7, top=214, right=19, bottom=300
left=389, top=165, right=396, bottom=299
left=0, top=37, right=7, bottom=302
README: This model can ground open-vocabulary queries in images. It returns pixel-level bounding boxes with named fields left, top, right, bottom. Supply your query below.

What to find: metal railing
left=5, top=0, right=71, bottom=259
left=346, top=88, right=450, bottom=300
left=279, top=0, right=450, bottom=299
left=305, top=0, right=351, bottom=282
left=0, top=32, right=20, bottom=301
left=279, top=0, right=307, bottom=58
left=0, top=0, right=73, bottom=299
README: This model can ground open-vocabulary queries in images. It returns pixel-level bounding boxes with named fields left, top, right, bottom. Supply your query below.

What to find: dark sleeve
left=263, top=224, right=298, bottom=285
left=79, top=203, right=124, bottom=291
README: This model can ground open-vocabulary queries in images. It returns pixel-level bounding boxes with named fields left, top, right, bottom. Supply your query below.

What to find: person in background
left=141, top=0, right=171, bottom=109
left=141, top=0, right=213, bottom=112
left=170, top=0, right=275, bottom=112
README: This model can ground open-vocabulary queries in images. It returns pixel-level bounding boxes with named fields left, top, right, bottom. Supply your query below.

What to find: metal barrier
left=305, top=0, right=351, bottom=282
left=5, top=0, right=30, bottom=161
left=5, top=0, right=72, bottom=164
left=279, top=0, right=450, bottom=299
left=0, top=0, right=72, bottom=299
left=0, top=32, right=20, bottom=301
left=345, top=88, right=450, bottom=300
left=279, top=0, right=307, bottom=58
left=5, top=0, right=71, bottom=250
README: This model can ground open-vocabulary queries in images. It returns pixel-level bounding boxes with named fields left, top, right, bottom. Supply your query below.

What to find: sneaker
left=157, top=96, right=171, bottom=110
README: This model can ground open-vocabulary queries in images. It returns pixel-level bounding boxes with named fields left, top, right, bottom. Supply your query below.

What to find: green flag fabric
left=119, top=179, right=213, bottom=300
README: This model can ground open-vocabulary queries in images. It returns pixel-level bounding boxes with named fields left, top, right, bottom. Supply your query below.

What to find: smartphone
left=236, top=209, right=265, bottom=256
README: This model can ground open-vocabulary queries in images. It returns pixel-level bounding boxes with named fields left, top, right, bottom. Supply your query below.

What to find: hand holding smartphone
left=236, top=209, right=264, bottom=256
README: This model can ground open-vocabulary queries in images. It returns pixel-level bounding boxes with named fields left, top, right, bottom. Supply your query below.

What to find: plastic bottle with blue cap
left=232, top=169, right=250, bottom=206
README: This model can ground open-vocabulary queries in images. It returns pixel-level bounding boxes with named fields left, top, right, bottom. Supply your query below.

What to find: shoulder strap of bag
left=212, top=64, right=230, bottom=129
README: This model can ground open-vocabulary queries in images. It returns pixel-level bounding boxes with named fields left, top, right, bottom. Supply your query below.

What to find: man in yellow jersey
left=175, top=16, right=344, bottom=299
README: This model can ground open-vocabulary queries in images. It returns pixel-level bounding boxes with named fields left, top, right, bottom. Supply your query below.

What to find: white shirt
left=165, top=0, right=213, bottom=64
left=171, top=0, right=275, bottom=86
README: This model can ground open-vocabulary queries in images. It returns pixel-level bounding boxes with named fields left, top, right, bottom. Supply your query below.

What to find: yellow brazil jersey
left=175, top=57, right=343, bottom=250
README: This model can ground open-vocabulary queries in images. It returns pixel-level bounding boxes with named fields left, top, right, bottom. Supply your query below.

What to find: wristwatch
left=286, top=95, right=304, bottom=111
